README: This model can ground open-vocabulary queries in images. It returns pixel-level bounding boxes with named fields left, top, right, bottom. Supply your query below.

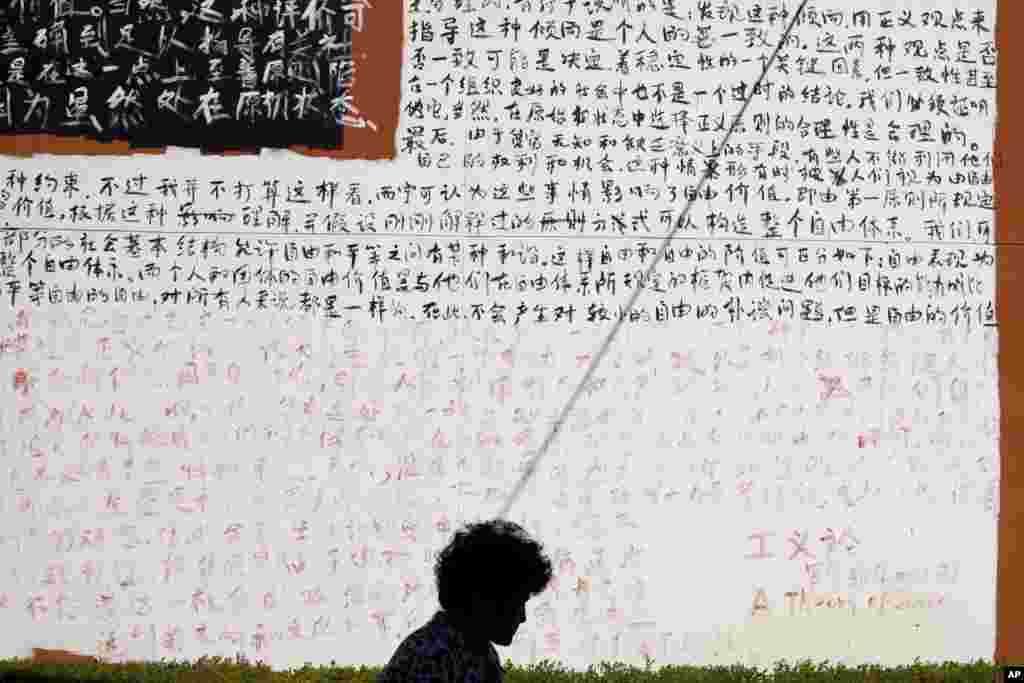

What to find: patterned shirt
left=377, top=610, right=504, bottom=683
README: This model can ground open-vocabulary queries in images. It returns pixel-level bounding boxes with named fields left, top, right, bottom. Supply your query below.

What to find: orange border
left=996, top=0, right=1019, bottom=665
left=0, top=2, right=401, bottom=159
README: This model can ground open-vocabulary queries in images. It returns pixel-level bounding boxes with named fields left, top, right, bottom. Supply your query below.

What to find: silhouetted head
left=435, top=519, right=553, bottom=647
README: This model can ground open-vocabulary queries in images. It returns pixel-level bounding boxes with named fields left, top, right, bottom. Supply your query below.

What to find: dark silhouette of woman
left=378, top=519, right=553, bottom=682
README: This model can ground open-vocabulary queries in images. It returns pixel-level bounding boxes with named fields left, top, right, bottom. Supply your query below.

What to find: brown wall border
left=996, top=0, right=1019, bottom=666
left=0, top=1, right=401, bottom=160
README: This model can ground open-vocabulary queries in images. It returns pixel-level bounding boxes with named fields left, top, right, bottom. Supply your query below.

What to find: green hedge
left=0, top=654, right=1009, bottom=683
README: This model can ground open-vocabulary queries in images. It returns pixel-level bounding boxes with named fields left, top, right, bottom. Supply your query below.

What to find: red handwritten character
left=576, top=353, right=592, bottom=368
left=221, top=625, right=242, bottom=644
left=129, top=624, right=145, bottom=640
left=442, top=399, right=465, bottom=416
left=433, top=513, right=450, bottom=533
left=512, top=429, right=530, bottom=448
left=48, top=529, right=65, bottom=550
left=768, top=319, right=788, bottom=336
left=737, top=480, right=754, bottom=497
left=498, top=349, right=515, bottom=368
left=78, top=400, right=96, bottom=420
left=302, top=588, right=324, bottom=606
left=96, top=458, right=111, bottom=480
left=787, top=530, right=815, bottom=561
left=109, top=401, right=130, bottom=420
left=838, top=527, right=860, bottom=552
left=15, top=309, right=29, bottom=329
left=224, top=523, right=243, bottom=543
left=97, top=337, right=112, bottom=357
left=401, top=576, right=419, bottom=601
left=253, top=543, right=269, bottom=561
left=81, top=432, right=97, bottom=450
left=304, top=395, right=319, bottom=415
left=171, top=430, right=191, bottom=449
left=368, top=609, right=387, bottom=631
left=48, top=368, right=65, bottom=388
left=400, top=521, right=417, bottom=543
left=288, top=364, right=304, bottom=384
left=286, top=557, right=306, bottom=574
left=46, top=561, right=65, bottom=586
left=478, top=431, right=499, bottom=448
left=495, top=382, right=511, bottom=403
left=191, top=590, right=208, bottom=613
left=288, top=618, right=305, bottom=639
left=349, top=350, right=368, bottom=368
left=745, top=531, right=775, bottom=559
left=160, top=558, right=176, bottom=583
left=12, top=368, right=28, bottom=393
left=817, top=372, right=850, bottom=400
left=320, top=431, right=339, bottom=448
left=103, top=493, right=122, bottom=513
left=263, top=592, right=275, bottom=610
left=396, top=368, right=416, bottom=389
left=80, top=365, right=98, bottom=386
left=350, top=544, right=368, bottom=567
left=32, top=450, right=47, bottom=480
left=543, top=626, right=561, bottom=653
left=431, top=429, right=450, bottom=448
left=670, top=351, right=690, bottom=369
left=290, top=521, right=309, bottom=542
left=159, top=626, right=178, bottom=653
left=96, top=593, right=114, bottom=610
left=16, top=395, right=33, bottom=419
left=16, top=494, right=32, bottom=512
left=109, top=367, right=124, bottom=391
left=111, top=432, right=130, bottom=448
left=178, top=364, right=199, bottom=388
left=192, top=351, right=210, bottom=377
left=28, top=594, right=48, bottom=621
left=45, top=405, right=64, bottom=431
left=251, top=625, right=269, bottom=652
left=226, top=362, right=241, bottom=384
left=80, top=560, right=97, bottom=581
left=334, top=368, right=350, bottom=386
left=62, top=464, right=82, bottom=483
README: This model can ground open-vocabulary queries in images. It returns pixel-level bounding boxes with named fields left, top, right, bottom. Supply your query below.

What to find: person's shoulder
left=377, top=613, right=457, bottom=682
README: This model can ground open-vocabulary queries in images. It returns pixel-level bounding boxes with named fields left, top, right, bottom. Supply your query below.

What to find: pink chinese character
left=786, top=530, right=815, bottom=561
left=442, top=399, right=465, bottom=417
left=304, top=395, right=319, bottom=415
left=160, top=626, right=178, bottom=652
left=226, top=363, right=241, bottom=384
left=177, top=364, right=199, bottom=387
left=745, top=531, right=775, bottom=559
left=45, top=405, right=64, bottom=431
left=334, top=368, right=350, bottom=386
left=431, top=429, right=450, bottom=448
left=817, top=372, right=850, bottom=400
left=263, top=592, right=275, bottom=610
left=498, top=349, right=514, bottom=368
left=670, top=351, right=690, bottom=369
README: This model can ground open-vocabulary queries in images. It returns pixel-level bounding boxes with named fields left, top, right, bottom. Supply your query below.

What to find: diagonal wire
left=497, top=0, right=812, bottom=520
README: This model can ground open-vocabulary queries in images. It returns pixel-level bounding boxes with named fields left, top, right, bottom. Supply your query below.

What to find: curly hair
left=434, top=519, right=553, bottom=610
